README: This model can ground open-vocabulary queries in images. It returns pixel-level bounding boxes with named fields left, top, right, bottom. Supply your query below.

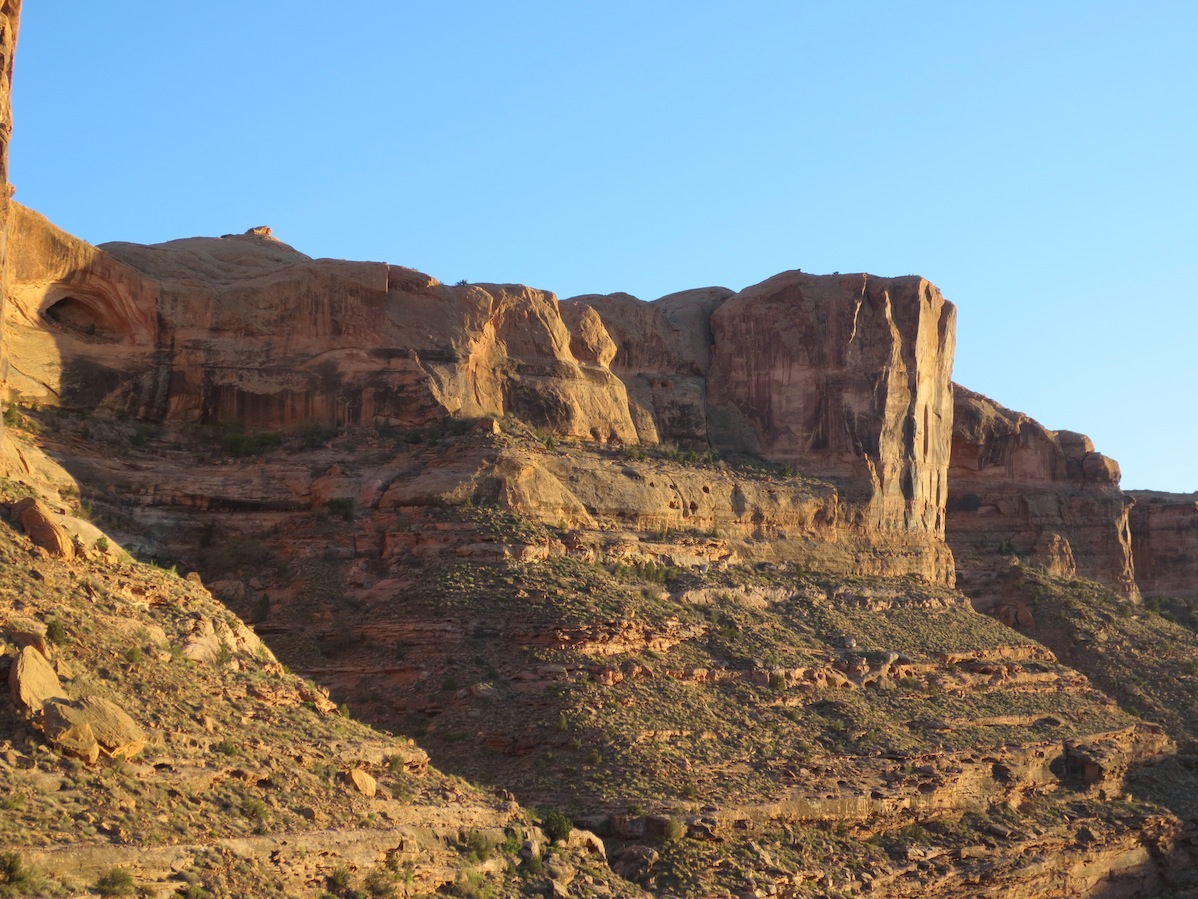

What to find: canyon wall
left=6, top=207, right=1192, bottom=599
left=5, top=219, right=961, bottom=581
left=1128, top=491, right=1198, bottom=600
left=0, top=0, right=21, bottom=434
left=946, top=385, right=1138, bottom=597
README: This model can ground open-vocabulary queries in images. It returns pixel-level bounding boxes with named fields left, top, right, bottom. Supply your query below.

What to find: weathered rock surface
left=0, top=0, right=22, bottom=435
left=563, top=286, right=733, bottom=447
left=40, top=695, right=146, bottom=759
left=1128, top=490, right=1198, bottom=600
left=9, top=495, right=75, bottom=558
left=7, top=207, right=641, bottom=443
left=946, top=385, right=1138, bottom=597
left=568, top=274, right=959, bottom=574
left=8, top=644, right=64, bottom=711
left=707, top=272, right=957, bottom=539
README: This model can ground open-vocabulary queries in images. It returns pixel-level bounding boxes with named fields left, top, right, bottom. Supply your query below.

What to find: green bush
left=45, top=618, right=66, bottom=645
left=541, top=810, right=573, bottom=844
left=0, top=852, right=34, bottom=894
left=461, top=829, right=495, bottom=862
left=663, top=817, right=687, bottom=843
left=95, top=867, right=136, bottom=897
left=363, top=869, right=398, bottom=899
left=325, top=866, right=352, bottom=893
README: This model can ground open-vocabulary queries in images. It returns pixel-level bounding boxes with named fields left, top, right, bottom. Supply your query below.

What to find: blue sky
left=11, top=2, right=1197, bottom=492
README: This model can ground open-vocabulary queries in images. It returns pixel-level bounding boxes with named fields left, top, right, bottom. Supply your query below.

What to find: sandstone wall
left=563, top=287, right=733, bottom=447
left=946, top=385, right=1138, bottom=597
left=706, top=272, right=957, bottom=538
left=5, top=205, right=163, bottom=413
left=0, top=0, right=21, bottom=431
left=5, top=214, right=640, bottom=441
left=8, top=223, right=961, bottom=567
left=1128, top=491, right=1198, bottom=600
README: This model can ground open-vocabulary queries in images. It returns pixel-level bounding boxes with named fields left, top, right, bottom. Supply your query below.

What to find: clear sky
left=10, top=2, right=1197, bottom=492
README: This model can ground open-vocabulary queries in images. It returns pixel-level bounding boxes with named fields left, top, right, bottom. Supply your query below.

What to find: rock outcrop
left=946, top=385, right=1138, bottom=597
left=10, top=496, right=75, bottom=558
left=570, top=273, right=958, bottom=542
left=706, top=272, right=956, bottom=539
left=6, top=208, right=640, bottom=443
left=0, top=0, right=21, bottom=433
left=563, top=286, right=733, bottom=448
left=6, top=221, right=964, bottom=582
left=1128, top=490, right=1198, bottom=600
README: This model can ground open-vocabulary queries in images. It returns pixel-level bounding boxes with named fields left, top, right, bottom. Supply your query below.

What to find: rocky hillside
left=0, top=426, right=636, bottom=898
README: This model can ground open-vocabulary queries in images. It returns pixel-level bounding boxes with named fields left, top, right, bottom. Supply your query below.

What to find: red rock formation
left=5, top=205, right=161, bottom=412
left=0, top=0, right=22, bottom=433
left=707, top=272, right=957, bottom=539
left=6, top=210, right=640, bottom=442
left=947, top=385, right=1138, bottom=597
left=1128, top=490, right=1198, bottom=600
left=563, top=287, right=733, bottom=447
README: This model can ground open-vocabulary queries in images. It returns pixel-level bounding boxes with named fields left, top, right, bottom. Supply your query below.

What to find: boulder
left=611, top=845, right=658, bottom=880
left=9, top=645, right=65, bottom=712
left=347, top=768, right=377, bottom=797
left=41, top=696, right=145, bottom=759
left=10, top=498, right=75, bottom=560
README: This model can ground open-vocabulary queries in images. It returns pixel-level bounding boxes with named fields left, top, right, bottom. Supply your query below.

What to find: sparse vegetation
left=94, top=867, right=136, bottom=897
left=541, top=810, right=573, bottom=844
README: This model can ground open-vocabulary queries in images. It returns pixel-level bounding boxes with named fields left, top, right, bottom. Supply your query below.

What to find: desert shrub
left=663, top=817, right=687, bottom=843
left=218, top=424, right=283, bottom=457
left=461, top=829, right=495, bottom=862
left=446, top=871, right=493, bottom=899
left=95, top=867, right=136, bottom=897
left=363, top=869, right=397, bottom=899
left=0, top=852, right=35, bottom=894
left=541, top=810, right=573, bottom=844
left=325, top=866, right=352, bottom=893
left=241, top=797, right=268, bottom=820
left=45, top=618, right=66, bottom=645
left=326, top=498, right=355, bottom=521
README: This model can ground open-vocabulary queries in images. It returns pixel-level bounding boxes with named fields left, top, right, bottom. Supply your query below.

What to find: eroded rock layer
left=1128, top=490, right=1198, bottom=601
left=5, top=215, right=962, bottom=582
left=946, top=385, right=1138, bottom=598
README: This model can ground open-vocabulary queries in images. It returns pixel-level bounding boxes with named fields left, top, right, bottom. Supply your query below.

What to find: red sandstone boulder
left=10, top=497, right=75, bottom=559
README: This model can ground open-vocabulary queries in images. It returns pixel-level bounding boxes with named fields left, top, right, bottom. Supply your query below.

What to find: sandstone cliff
left=0, top=0, right=21, bottom=436
left=5, top=219, right=963, bottom=583
left=946, top=384, right=1138, bottom=598
left=1128, top=490, right=1198, bottom=601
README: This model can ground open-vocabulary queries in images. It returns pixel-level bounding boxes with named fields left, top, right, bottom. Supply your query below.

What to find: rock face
left=568, top=273, right=958, bottom=544
left=6, top=220, right=962, bottom=582
left=1128, top=490, right=1198, bottom=600
left=706, top=272, right=956, bottom=539
left=0, top=0, right=22, bottom=432
left=6, top=208, right=639, bottom=443
left=563, top=287, right=734, bottom=448
left=946, top=385, right=1138, bottom=597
